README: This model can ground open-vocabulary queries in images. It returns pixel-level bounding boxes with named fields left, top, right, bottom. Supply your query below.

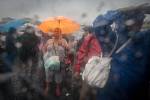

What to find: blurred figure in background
left=5, top=27, right=17, bottom=70
left=74, top=26, right=101, bottom=79
left=43, top=28, right=69, bottom=97
left=13, top=26, right=41, bottom=100
left=0, top=31, right=15, bottom=100
left=74, top=26, right=102, bottom=100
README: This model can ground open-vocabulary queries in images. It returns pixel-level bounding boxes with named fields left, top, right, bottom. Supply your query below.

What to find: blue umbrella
left=0, top=19, right=29, bottom=32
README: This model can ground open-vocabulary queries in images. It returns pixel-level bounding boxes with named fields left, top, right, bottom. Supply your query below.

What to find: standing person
left=65, top=35, right=77, bottom=66
left=5, top=27, right=17, bottom=70
left=74, top=26, right=102, bottom=77
left=43, top=28, right=69, bottom=97
left=74, top=26, right=102, bottom=100
left=13, top=26, right=40, bottom=100
left=17, top=26, right=40, bottom=78
left=93, top=3, right=150, bottom=100
left=0, top=33, right=15, bottom=100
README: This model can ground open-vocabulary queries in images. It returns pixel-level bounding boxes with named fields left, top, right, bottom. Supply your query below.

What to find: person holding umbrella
left=43, top=27, right=69, bottom=97
left=38, top=16, right=80, bottom=97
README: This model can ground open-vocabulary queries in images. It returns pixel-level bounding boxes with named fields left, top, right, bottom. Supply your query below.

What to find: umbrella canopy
left=0, top=19, right=29, bottom=32
left=38, top=16, right=80, bottom=35
left=0, top=17, right=14, bottom=24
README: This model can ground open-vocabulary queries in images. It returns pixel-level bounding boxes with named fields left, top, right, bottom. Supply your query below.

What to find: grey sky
left=0, top=0, right=149, bottom=24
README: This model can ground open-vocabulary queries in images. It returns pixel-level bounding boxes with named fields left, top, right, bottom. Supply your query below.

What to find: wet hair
left=54, top=27, right=61, bottom=33
left=24, top=26, right=35, bottom=34
left=83, top=26, right=93, bottom=33
left=126, top=11, right=145, bottom=23
left=123, top=12, right=145, bottom=33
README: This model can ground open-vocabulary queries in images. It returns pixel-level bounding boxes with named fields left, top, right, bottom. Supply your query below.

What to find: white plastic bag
left=44, top=55, right=60, bottom=71
left=82, top=56, right=112, bottom=88
left=82, top=31, right=132, bottom=88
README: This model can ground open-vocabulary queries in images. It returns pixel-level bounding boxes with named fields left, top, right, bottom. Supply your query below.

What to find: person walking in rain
left=93, top=3, right=150, bottom=100
left=43, top=28, right=69, bottom=97
left=13, top=26, right=40, bottom=100
left=0, top=31, right=15, bottom=100
left=5, top=27, right=17, bottom=69
left=74, top=26, right=102, bottom=100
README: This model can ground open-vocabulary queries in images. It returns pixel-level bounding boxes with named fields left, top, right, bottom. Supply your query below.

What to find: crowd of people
left=0, top=3, right=150, bottom=100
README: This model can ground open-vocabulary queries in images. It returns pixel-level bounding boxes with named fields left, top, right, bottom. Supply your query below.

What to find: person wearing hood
left=93, top=3, right=150, bottom=100
left=74, top=26, right=102, bottom=100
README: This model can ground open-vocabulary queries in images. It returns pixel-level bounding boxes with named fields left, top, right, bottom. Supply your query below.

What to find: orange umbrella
left=38, top=16, right=80, bottom=35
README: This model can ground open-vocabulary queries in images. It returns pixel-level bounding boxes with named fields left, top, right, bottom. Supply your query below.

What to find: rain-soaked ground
left=11, top=59, right=81, bottom=100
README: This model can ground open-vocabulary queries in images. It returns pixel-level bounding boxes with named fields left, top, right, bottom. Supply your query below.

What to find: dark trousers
left=0, top=80, right=14, bottom=100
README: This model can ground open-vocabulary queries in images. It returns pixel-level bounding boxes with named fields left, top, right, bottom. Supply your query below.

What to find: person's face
left=133, top=21, right=143, bottom=32
left=126, top=20, right=143, bottom=33
left=53, top=28, right=61, bottom=39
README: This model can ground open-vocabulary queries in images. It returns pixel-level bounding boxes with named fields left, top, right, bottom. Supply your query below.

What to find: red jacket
left=75, top=34, right=102, bottom=73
